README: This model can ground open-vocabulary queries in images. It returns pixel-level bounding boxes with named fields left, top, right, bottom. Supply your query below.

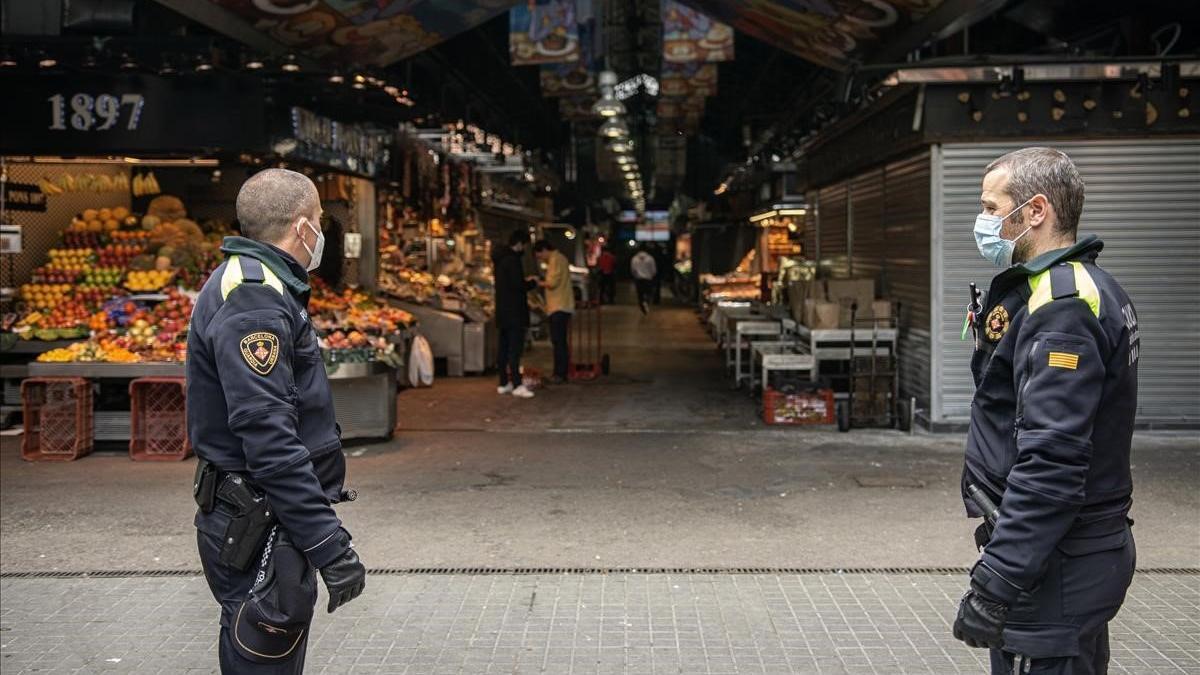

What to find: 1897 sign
left=1, top=73, right=264, bottom=155
left=48, top=93, right=145, bottom=131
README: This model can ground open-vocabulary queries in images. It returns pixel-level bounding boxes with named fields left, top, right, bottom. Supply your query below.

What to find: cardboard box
left=871, top=300, right=892, bottom=322
left=811, top=302, right=840, bottom=329
left=825, top=278, right=875, bottom=313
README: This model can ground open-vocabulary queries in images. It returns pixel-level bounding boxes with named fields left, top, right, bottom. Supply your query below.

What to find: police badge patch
left=240, top=332, right=280, bottom=375
left=984, top=305, right=1010, bottom=341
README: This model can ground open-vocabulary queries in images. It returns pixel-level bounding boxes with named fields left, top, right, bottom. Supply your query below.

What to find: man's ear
left=1028, top=194, right=1052, bottom=228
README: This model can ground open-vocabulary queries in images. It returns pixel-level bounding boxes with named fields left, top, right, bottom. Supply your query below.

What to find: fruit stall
left=377, top=190, right=498, bottom=377
left=1, top=179, right=417, bottom=455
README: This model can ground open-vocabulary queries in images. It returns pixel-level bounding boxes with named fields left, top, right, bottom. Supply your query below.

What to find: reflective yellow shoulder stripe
left=1027, top=261, right=1101, bottom=317
left=259, top=263, right=285, bottom=295
left=220, top=255, right=286, bottom=300
left=220, top=256, right=243, bottom=300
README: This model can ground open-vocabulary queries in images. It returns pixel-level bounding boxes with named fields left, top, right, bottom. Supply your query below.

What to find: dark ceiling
left=3, top=0, right=1197, bottom=210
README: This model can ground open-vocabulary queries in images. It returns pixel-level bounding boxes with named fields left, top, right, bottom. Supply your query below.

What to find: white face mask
left=973, top=196, right=1035, bottom=267
left=295, top=217, right=324, bottom=272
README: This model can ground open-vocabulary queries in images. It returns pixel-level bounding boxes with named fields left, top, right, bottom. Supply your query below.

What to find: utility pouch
left=193, top=459, right=218, bottom=513
left=217, top=475, right=277, bottom=571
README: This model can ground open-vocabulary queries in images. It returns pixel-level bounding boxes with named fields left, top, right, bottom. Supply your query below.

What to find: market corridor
left=395, top=288, right=759, bottom=432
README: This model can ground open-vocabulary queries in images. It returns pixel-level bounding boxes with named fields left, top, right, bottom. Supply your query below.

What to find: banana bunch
left=37, top=172, right=133, bottom=195
left=132, top=171, right=161, bottom=197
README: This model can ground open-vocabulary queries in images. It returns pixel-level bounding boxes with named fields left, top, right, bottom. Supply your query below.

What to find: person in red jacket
left=597, top=247, right=616, bottom=304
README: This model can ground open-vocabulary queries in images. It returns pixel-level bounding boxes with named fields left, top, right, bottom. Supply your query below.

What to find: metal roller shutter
left=933, top=139, right=1200, bottom=425
left=850, top=168, right=885, bottom=281
left=882, top=151, right=932, bottom=411
left=818, top=182, right=850, bottom=278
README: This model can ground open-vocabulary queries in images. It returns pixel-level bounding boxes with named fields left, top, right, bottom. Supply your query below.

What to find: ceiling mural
left=678, top=0, right=947, bottom=70
left=208, top=0, right=519, bottom=65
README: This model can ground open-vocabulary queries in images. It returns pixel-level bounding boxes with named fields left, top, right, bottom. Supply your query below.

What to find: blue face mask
left=974, top=197, right=1035, bottom=267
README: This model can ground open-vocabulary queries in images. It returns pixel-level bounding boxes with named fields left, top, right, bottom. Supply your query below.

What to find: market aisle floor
left=394, top=287, right=760, bottom=432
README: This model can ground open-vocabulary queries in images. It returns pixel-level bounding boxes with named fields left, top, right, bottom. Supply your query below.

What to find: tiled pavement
left=1, top=572, right=1197, bottom=674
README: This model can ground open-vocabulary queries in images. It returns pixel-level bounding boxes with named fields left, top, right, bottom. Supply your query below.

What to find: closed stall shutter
left=934, top=139, right=1200, bottom=425
left=818, top=182, right=850, bottom=278
left=882, top=151, right=932, bottom=411
left=850, top=168, right=885, bottom=282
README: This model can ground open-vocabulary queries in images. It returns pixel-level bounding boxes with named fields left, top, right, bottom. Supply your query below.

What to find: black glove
left=953, top=584, right=1008, bottom=649
left=319, top=546, right=366, bottom=613
left=974, top=521, right=993, bottom=551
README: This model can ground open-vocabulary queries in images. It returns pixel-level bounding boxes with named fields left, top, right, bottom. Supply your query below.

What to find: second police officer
left=952, top=148, right=1139, bottom=674
left=187, top=168, right=366, bottom=673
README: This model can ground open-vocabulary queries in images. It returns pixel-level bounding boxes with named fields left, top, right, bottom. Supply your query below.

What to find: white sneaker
left=497, top=384, right=514, bottom=395
left=512, top=385, right=535, bottom=399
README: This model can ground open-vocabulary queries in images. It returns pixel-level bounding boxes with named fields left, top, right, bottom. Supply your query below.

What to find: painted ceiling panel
left=679, top=0, right=948, bottom=70
left=207, top=0, right=520, bottom=65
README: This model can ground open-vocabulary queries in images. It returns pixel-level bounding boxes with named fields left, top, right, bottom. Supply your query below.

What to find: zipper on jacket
left=1014, top=340, right=1039, bottom=437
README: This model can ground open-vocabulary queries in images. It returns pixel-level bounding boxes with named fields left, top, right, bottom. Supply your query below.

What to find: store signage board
left=1, top=183, right=47, bottom=212
left=271, top=107, right=389, bottom=178
left=0, top=73, right=266, bottom=155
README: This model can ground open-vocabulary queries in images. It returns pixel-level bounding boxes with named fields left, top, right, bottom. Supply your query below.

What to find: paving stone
left=2, top=572, right=1197, bottom=673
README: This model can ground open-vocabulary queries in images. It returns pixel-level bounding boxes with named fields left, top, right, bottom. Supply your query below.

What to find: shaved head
left=236, top=168, right=320, bottom=243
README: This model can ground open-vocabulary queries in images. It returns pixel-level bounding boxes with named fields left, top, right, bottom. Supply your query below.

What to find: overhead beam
left=148, top=0, right=317, bottom=66
left=865, top=0, right=1009, bottom=65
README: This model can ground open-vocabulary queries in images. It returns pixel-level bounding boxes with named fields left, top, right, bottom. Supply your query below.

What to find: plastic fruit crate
left=129, top=377, right=191, bottom=461
left=21, top=377, right=94, bottom=461
left=763, top=387, right=834, bottom=426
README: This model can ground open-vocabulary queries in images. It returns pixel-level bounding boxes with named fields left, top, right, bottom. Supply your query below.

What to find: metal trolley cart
left=569, top=299, right=610, bottom=381
left=832, top=303, right=911, bottom=432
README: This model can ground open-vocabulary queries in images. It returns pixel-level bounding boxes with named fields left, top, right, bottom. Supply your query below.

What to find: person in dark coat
left=493, top=230, right=537, bottom=398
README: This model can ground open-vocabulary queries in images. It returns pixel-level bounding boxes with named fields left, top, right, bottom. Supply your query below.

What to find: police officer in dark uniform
left=952, top=148, right=1139, bottom=674
left=187, top=168, right=366, bottom=673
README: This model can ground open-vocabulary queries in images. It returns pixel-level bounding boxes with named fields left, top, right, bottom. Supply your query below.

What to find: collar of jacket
left=991, top=234, right=1104, bottom=287
left=220, top=236, right=311, bottom=297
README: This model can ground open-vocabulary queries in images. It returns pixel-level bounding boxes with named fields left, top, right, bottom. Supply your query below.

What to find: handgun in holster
left=192, top=459, right=277, bottom=571
left=216, top=474, right=277, bottom=571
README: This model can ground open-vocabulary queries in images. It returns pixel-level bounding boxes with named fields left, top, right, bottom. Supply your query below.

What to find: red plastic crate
left=763, top=387, right=834, bottom=426
left=129, top=377, right=191, bottom=461
left=21, top=378, right=94, bottom=461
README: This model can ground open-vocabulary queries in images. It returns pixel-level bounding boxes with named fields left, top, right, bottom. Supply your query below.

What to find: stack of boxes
left=788, top=278, right=891, bottom=329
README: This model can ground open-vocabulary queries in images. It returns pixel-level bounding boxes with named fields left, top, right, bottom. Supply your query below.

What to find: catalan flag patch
left=1047, top=351, right=1080, bottom=370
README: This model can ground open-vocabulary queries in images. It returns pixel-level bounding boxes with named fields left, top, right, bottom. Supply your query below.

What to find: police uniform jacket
left=187, top=236, right=349, bottom=569
left=962, top=235, right=1139, bottom=650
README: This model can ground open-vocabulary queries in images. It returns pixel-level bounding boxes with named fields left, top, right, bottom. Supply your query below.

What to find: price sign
left=47, top=93, right=146, bottom=131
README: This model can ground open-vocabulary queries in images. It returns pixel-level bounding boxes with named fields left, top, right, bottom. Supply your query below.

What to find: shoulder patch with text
left=240, top=332, right=280, bottom=375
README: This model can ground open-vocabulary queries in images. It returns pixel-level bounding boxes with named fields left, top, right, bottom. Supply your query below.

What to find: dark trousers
left=549, top=311, right=571, bottom=379
left=497, top=325, right=525, bottom=387
left=983, top=522, right=1134, bottom=675
left=600, top=273, right=616, bottom=304
left=990, top=626, right=1110, bottom=674
left=197, top=512, right=312, bottom=674
left=635, top=279, right=654, bottom=307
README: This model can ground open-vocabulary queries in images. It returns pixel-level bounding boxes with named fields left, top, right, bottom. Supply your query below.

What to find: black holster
left=215, top=474, right=277, bottom=572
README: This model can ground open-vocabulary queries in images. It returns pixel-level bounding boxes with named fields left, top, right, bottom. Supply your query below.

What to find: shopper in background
left=492, top=230, right=537, bottom=399
left=187, top=168, right=366, bottom=673
left=953, top=147, right=1139, bottom=674
left=597, top=246, right=617, bottom=304
left=535, top=240, right=574, bottom=384
left=631, top=246, right=657, bottom=314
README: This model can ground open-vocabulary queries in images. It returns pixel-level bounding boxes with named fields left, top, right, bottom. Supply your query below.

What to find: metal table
left=730, top=321, right=782, bottom=388
left=794, top=325, right=898, bottom=380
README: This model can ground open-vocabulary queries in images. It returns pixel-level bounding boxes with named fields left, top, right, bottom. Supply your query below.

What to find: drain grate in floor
left=854, top=476, right=927, bottom=488
left=2, top=567, right=1196, bottom=579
